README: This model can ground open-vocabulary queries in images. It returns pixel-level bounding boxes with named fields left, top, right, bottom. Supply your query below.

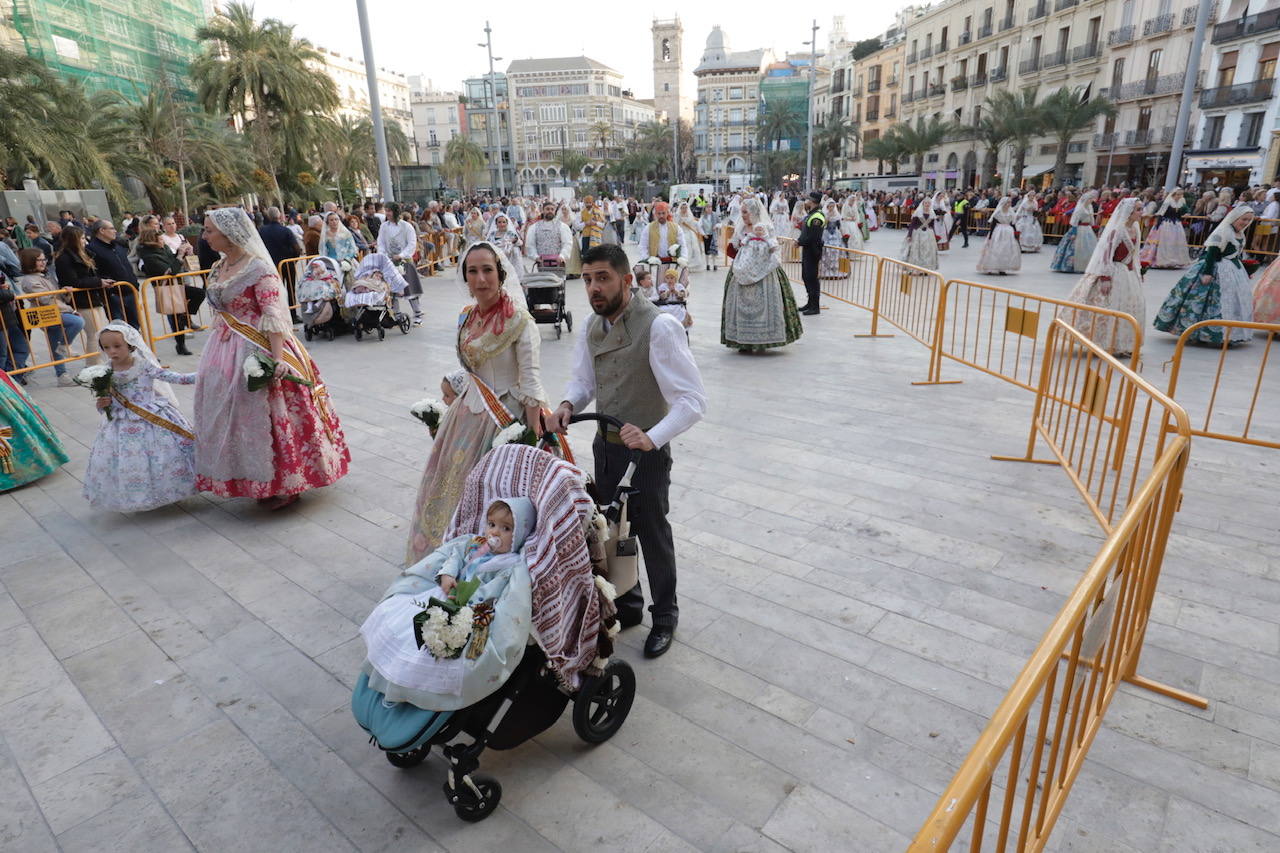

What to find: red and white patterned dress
left=193, top=257, right=349, bottom=498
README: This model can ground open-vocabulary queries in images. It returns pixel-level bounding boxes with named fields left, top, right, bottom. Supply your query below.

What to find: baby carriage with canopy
left=296, top=257, right=347, bottom=341
left=345, top=253, right=412, bottom=341
left=521, top=268, right=573, bottom=339
left=352, top=425, right=640, bottom=822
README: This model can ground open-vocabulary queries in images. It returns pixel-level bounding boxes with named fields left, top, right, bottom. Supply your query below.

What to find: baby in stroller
left=352, top=443, right=635, bottom=822
left=360, top=497, right=535, bottom=709
left=656, top=267, right=693, bottom=328
left=297, top=257, right=346, bottom=341
left=345, top=252, right=412, bottom=340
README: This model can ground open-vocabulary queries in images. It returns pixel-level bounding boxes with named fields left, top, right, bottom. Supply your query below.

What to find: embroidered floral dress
left=193, top=257, right=350, bottom=498
left=83, top=361, right=197, bottom=512
left=1253, top=255, right=1280, bottom=324
left=1051, top=203, right=1097, bottom=273
left=0, top=369, right=68, bottom=492
left=1154, top=233, right=1254, bottom=345
left=406, top=300, right=545, bottom=563
left=721, top=232, right=803, bottom=351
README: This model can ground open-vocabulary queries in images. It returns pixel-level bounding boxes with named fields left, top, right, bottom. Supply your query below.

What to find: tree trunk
left=177, top=160, right=189, bottom=222
left=1052, top=136, right=1069, bottom=188
left=914, top=154, right=925, bottom=174
left=981, top=148, right=998, bottom=189
left=1011, top=144, right=1027, bottom=188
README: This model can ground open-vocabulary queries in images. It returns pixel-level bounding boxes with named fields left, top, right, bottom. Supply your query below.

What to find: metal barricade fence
left=1163, top=320, right=1280, bottom=450
left=138, top=269, right=213, bottom=350
left=910, top=319, right=1196, bottom=852
left=278, top=255, right=319, bottom=310
left=1040, top=212, right=1069, bottom=244
left=932, top=278, right=1144, bottom=391
left=969, top=208, right=992, bottom=238
left=877, top=256, right=948, bottom=356
left=2, top=283, right=144, bottom=377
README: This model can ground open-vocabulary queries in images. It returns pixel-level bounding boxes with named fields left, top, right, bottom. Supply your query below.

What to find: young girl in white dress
left=1063, top=198, right=1146, bottom=358
left=1014, top=192, right=1044, bottom=252
left=902, top=198, right=939, bottom=269
left=82, top=322, right=197, bottom=512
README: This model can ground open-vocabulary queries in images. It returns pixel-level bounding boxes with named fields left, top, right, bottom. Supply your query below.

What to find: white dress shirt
left=377, top=219, right=418, bottom=260
left=562, top=306, right=707, bottom=449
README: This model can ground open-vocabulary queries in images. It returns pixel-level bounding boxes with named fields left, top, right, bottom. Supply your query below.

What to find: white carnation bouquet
left=491, top=421, right=537, bottom=450
left=243, top=352, right=314, bottom=392
left=74, top=364, right=115, bottom=420
left=669, top=242, right=687, bottom=267
left=410, top=398, right=447, bottom=437
left=412, top=576, right=486, bottom=660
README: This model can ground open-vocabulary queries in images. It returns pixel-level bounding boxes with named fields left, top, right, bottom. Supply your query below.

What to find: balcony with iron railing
left=1212, top=7, right=1280, bottom=43
left=1182, top=2, right=1218, bottom=27
left=1072, top=42, right=1102, bottom=61
left=921, top=45, right=934, bottom=60
left=1019, top=56, right=1041, bottom=74
left=1105, top=71, right=1200, bottom=101
left=903, top=89, right=919, bottom=104
left=1144, top=14, right=1175, bottom=36
left=978, top=23, right=993, bottom=38
left=1093, top=132, right=1118, bottom=149
left=959, top=31, right=972, bottom=45
left=951, top=76, right=968, bottom=91
left=1108, top=24, right=1136, bottom=45
left=1042, top=50, right=1068, bottom=69
left=999, top=14, right=1016, bottom=31
left=868, top=79, right=881, bottom=93
left=1125, top=128, right=1155, bottom=146
left=929, top=83, right=947, bottom=97
left=1199, top=77, right=1276, bottom=109
left=937, top=40, right=949, bottom=53
left=1028, top=2, right=1049, bottom=22
left=1055, top=0, right=1078, bottom=11
left=907, top=50, right=918, bottom=64
left=849, top=84, right=862, bottom=96
left=883, top=107, right=896, bottom=119
left=990, top=66, right=1008, bottom=82
left=969, top=72, right=989, bottom=87
left=887, top=76, right=899, bottom=87
left=866, top=109, right=879, bottom=121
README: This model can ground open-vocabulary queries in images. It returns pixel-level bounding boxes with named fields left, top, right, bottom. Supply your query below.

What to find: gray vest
left=587, top=295, right=669, bottom=434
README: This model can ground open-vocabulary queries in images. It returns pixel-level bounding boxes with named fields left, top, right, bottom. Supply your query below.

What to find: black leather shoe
left=617, top=609, right=643, bottom=629
left=643, top=625, right=674, bottom=658
left=801, top=307, right=820, bottom=316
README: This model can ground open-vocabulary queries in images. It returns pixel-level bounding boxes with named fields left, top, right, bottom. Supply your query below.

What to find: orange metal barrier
left=138, top=269, right=212, bottom=350
left=2, top=283, right=145, bottom=378
left=931, top=278, right=1144, bottom=391
left=877, top=256, right=948, bottom=359
left=1163, top=320, right=1280, bottom=450
left=911, top=319, right=1197, bottom=851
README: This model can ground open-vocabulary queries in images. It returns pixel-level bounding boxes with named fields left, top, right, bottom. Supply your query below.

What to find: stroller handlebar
left=567, top=412, right=626, bottom=432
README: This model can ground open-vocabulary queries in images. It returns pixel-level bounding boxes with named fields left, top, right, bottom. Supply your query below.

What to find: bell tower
left=652, top=17, right=685, bottom=123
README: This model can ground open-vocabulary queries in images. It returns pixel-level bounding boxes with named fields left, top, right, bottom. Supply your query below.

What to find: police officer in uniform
left=796, top=191, right=826, bottom=315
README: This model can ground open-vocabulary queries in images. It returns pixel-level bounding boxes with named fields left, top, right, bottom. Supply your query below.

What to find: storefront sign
left=1187, top=156, right=1257, bottom=170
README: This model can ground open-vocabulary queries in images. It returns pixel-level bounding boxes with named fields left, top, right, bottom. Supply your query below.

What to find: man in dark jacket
left=795, top=192, right=826, bottom=315
left=258, top=206, right=301, bottom=267
left=85, top=220, right=141, bottom=328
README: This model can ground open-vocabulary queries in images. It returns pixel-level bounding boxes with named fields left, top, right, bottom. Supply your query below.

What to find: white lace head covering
left=1205, top=203, right=1255, bottom=251
left=913, top=196, right=934, bottom=222
left=1084, top=197, right=1140, bottom=277
left=1156, top=187, right=1184, bottom=216
left=995, top=196, right=1014, bottom=217
left=207, top=207, right=273, bottom=269
left=97, top=320, right=179, bottom=405
left=486, top=213, right=512, bottom=240
left=457, top=239, right=519, bottom=291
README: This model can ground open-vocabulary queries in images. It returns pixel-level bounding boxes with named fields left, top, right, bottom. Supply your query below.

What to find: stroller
left=297, top=257, right=347, bottom=342
left=351, top=422, right=640, bottom=822
left=523, top=256, right=573, bottom=339
left=345, top=272, right=411, bottom=341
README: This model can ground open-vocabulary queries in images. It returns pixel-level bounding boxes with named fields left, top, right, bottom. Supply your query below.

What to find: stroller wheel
left=325, top=328, right=335, bottom=341
left=572, top=659, right=635, bottom=744
left=398, top=314, right=411, bottom=334
left=354, top=325, right=363, bottom=341
left=447, top=774, right=501, bottom=823
left=304, top=326, right=313, bottom=341
left=554, top=323, right=562, bottom=340
left=378, top=325, right=386, bottom=341
left=385, top=745, right=429, bottom=768
left=565, top=310, right=573, bottom=332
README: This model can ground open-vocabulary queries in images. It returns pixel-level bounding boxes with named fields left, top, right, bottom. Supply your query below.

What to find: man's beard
left=590, top=289, right=625, bottom=317
left=542, top=212, right=554, bottom=220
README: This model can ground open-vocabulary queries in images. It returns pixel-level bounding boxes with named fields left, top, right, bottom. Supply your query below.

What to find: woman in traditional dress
left=462, top=207, right=488, bottom=248
left=676, top=202, right=706, bottom=270
left=318, top=212, right=359, bottom=269
left=931, top=191, right=952, bottom=251
left=818, top=200, right=845, bottom=279
left=1154, top=205, right=1256, bottom=346
left=557, top=204, right=582, bottom=278
left=863, top=192, right=879, bottom=232
left=901, top=197, right=939, bottom=270
left=1051, top=190, right=1098, bottom=273
left=194, top=207, right=350, bottom=510
left=1139, top=188, right=1192, bottom=269
left=840, top=196, right=865, bottom=251
left=1251, top=188, right=1279, bottom=257
left=1063, top=198, right=1146, bottom=358
left=487, top=214, right=525, bottom=275
left=720, top=198, right=803, bottom=353
left=769, top=192, right=793, bottom=239
left=1252, top=253, right=1280, bottom=324
left=976, top=197, right=1021, bottom=275
left=406, top=241, right=545, bottom=563
left=1014, top=192, right=1043, bottom=253
left=0, top=367, right=68, bottom=491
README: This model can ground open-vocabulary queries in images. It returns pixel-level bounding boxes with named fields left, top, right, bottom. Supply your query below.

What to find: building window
left=523, top=108, right=534, bottom=121
left=1111, top=58, right=1125, bottom=92
left=713, top=88, right=723, bottom=100
left=729, top=86, right=743, bottom=99
left=1146, top=49, right=1162, bottom=80
left=1239, top=112, right=1264, bottom=148
left=1259, top=42, right=1278, bottom=81
left=575, top=130, right=586, bottom=145
left=573, top=106, right=586, bottom=120
left=1204, top=115, right=1225, bottom=148
left=664, top=82, right=670, bottom=91
left=540, top=103, right=566, bottom=122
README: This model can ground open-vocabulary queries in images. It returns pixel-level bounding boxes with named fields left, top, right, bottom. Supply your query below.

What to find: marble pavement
left=1, top=237, right=1277, bottom=852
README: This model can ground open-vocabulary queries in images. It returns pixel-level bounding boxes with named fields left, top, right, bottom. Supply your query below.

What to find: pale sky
left=248, top=0, right=907, bottom=98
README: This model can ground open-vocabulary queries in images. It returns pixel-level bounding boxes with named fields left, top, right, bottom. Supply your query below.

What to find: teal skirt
left=0, top=371, right=69, bottom=492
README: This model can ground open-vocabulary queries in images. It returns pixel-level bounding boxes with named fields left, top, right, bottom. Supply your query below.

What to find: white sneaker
left=57, top=374, right=76, bottom=387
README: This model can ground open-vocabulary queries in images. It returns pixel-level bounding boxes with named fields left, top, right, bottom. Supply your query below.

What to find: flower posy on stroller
left=352, top=442, right=636, bottom=822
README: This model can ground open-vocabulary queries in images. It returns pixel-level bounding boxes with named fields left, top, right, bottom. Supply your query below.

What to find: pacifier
left=486, top=535, right=503, bottom=551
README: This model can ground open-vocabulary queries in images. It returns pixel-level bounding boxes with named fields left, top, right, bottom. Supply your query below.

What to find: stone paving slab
left=0, top=238, right=1277, bottom=851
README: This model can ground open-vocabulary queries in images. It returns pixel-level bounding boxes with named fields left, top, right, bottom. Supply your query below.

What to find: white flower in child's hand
left=242, top=355, right=266, bottom=379
left=76, top=365, right=111, bottom=382
left=491, top=422, right=527, bottom=449
left=668, top=243, right=680, bottom=256
left=646, top=256, right=661, bottom=265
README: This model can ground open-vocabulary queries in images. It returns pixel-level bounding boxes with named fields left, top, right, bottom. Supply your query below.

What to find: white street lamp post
left=355, top=0, right=394, bottom=201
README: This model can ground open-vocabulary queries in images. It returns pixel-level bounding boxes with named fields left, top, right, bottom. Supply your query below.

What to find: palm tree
left=757, top=98, right=807, bottom=152
left=986, top=87, right=1044, bottom=188
left=962, top=113, right=1014, bottom=188
left=192, top=1, right=338, bottom=200
left=554, top=149, right=590, bottom=184
left=1038, top=86, right=1116, bottom=186
left=589, top=120, right=612, bottom=160
left=442, top=136, right=487, bottom=193
left=812, top=116, right=857, bottom=183
left=887, top=117, right=955, bottom=174
left=862, top=134, right=904, bottom=175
